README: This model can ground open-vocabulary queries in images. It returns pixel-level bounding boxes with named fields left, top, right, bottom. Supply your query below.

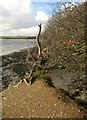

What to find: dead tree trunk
left=36, top=23, right=42, bottom=58
left=14, top=23, right=48, bottom=87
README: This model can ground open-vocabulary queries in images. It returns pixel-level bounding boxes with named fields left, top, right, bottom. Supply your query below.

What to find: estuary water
left=0, top=39, right=36, bottom=56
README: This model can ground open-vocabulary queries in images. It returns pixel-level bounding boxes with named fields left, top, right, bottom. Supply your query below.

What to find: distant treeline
left=0, top=36, right=36, bottom=39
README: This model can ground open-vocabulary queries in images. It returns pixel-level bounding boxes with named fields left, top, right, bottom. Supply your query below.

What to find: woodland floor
left=1, top=79, right=86, bottom=118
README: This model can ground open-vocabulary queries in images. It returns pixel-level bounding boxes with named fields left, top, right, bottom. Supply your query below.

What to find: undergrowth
left=32, top=69, right=54, bottom=87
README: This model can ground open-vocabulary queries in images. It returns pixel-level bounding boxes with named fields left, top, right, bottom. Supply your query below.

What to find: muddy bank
left=1, top=48, right=35, bottom=91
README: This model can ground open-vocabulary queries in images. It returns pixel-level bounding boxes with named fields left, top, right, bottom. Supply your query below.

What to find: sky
left=0, top=0, right=86, bottom=36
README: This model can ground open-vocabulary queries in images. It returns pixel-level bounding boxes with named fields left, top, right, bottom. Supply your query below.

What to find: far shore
left=0, top=36, right=36, bottom=39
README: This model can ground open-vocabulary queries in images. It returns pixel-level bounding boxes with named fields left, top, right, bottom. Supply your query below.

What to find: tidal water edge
left=1, top=39, right=36, bottom=56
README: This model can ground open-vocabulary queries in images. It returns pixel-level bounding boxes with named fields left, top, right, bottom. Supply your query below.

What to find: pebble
left=20, top=116, right=24, bottom=118
left=21, top=106, right=23, bottom=108
left=65, top=113, right=66, bottom=115
left=2, top=97, right=6, bottom=100
left=79, top=110, right=80, bottom=112
left=60, top=111, right=63, bottom=115
left=50, top=108, right=52, bottom=111
left=52, top=114, right=55, bottom=116
left=14, top=103, right=16, bottom=105
left=54, top=104, right=57, bottom=106
left=53, top=111, right=56, bottom=113
left=32, top=110, right=35, bottom=112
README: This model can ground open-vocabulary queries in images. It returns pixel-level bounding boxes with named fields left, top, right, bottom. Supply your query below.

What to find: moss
left=32, top=69, right=54, bottom=87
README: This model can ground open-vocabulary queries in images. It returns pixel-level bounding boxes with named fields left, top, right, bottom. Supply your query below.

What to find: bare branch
left=62, top=3, right=82, bottom=14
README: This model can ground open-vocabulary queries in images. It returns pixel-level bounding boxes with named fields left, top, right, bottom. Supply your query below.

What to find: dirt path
left=2, top=80, right=84, bottom=118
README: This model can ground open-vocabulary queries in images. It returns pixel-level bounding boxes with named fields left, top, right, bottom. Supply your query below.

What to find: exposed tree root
left=14, top=78, right=31, bottom=88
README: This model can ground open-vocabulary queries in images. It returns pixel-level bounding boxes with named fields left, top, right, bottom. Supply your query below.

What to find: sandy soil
left=1, top=79, right=85, bottom=118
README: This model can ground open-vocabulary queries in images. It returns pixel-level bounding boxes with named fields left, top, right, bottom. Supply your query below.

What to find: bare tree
left=14, top=23, right=48, bottom=87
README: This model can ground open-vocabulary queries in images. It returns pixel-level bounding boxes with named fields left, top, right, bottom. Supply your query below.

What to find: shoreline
left=1, top=47, right=36, bottom=91
left=0, top=36, right=36, bottom=39
left=0, top=47, right=34, bottom=57
left=1, top=38, right=36, bottom=57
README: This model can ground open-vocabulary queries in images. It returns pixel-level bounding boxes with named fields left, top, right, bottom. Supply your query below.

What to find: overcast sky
left=0, top=0, right=86, bottom=36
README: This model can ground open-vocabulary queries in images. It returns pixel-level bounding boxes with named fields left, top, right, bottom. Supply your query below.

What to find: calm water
left=0, top=39, right=36, bottom=56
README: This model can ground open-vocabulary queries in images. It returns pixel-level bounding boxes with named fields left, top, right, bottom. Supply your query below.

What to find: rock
left=68, top=75, right=87, bottom=105
left=1, top=49, right=33, bottom=91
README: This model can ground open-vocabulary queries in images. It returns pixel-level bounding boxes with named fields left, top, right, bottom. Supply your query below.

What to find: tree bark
left=36, top=23, right=42, bottom=58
